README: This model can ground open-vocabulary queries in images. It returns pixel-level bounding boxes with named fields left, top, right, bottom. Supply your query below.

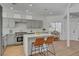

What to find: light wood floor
left=3, top=40, right=79, bottom=56
left=3, top=45, right=25, bottom=56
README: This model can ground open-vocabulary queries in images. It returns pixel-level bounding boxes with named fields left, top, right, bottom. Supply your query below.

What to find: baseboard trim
left=7, top=43, right=23, bottom=47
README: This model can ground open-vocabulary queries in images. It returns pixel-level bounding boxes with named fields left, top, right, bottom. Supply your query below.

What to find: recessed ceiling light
left=29, top=4, right=32, bottom=6
left=10, top=7, right=13, bottom=10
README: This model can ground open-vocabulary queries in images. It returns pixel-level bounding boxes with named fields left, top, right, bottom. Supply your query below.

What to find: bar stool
left=31, top=37, right=45, bottom=56
left=45, top=36, right=56, bottom=56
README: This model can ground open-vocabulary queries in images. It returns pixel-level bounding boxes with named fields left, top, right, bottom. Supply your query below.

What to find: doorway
left=49, top=22, right=62, bottom=39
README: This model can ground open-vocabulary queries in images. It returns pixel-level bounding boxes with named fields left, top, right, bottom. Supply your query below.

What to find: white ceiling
left=0, top=3, right=68, bottom=16
left=1, top=3, right=79, bottom=17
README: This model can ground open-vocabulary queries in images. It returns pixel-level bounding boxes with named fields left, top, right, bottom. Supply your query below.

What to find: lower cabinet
left=2, top=36, right=7, bottom=49
left=7, top=34, right=16, bottom=45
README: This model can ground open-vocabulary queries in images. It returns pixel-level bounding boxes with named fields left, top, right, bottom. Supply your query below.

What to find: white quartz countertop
left=23, top=33, right=52, bottom=38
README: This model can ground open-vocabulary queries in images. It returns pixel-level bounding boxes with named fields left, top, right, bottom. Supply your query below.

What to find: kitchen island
left=23, top=33, right=52, bottom=56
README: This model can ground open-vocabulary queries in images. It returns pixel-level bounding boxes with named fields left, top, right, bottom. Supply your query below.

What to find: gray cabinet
left=27, top=20, right=43, bottom=29
left=7, top=34, right=16, bottom=45
left=9, top=19, right=15, bottom=28
left=2, top=35, right=7, bottom=49
left=3, top=36, right=7, bottom=48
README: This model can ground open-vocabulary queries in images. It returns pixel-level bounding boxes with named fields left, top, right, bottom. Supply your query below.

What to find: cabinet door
left=9, top=19, right=15, bottom=28
left=27, top=20, right=43, bottom=29
left=7, top=34, right=16, bottom=45
left=2, top=36, right=7, bottom=48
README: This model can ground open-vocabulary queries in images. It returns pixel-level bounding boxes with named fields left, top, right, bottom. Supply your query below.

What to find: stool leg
left=41, top=46, right=43, bottom=55
left=40, top=46, right=44, bottom=56
left=45, top=45, right=48, bottom=56
left=38, top=46, right=42, bottom=56
left=52, top=43, right=56, bottom=56
left=44, top=44, right=47, bottom=56
left=47, top=45, right=48, bottom=56
left=42, top=45, right=46, bottom=56
left=38, top=46, right=40, bottom=55
left=35, top=47, right=37, bottom=56
left=39, top=46, right=42, bottom=55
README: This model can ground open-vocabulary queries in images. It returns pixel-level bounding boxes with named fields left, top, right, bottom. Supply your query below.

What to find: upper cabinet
left=3, top=17, right=43, bottom=29
left=27, top=20, right=43, bottom=29
left=9, top=19, right=15, bottom=28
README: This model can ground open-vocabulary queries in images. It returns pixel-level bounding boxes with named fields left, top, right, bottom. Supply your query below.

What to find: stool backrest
left=34, top=37, right=45, bottom=46
left=45, top=36, right=54, bottom=45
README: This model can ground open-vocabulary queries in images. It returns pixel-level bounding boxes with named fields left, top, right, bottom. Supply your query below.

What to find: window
left=49, top=22, right=62, bottom=33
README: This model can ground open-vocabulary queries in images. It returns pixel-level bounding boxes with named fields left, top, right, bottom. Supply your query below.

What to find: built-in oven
left=17, top=36, right=23, bottom=42
left=15, top=32, right=26, bottom=44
